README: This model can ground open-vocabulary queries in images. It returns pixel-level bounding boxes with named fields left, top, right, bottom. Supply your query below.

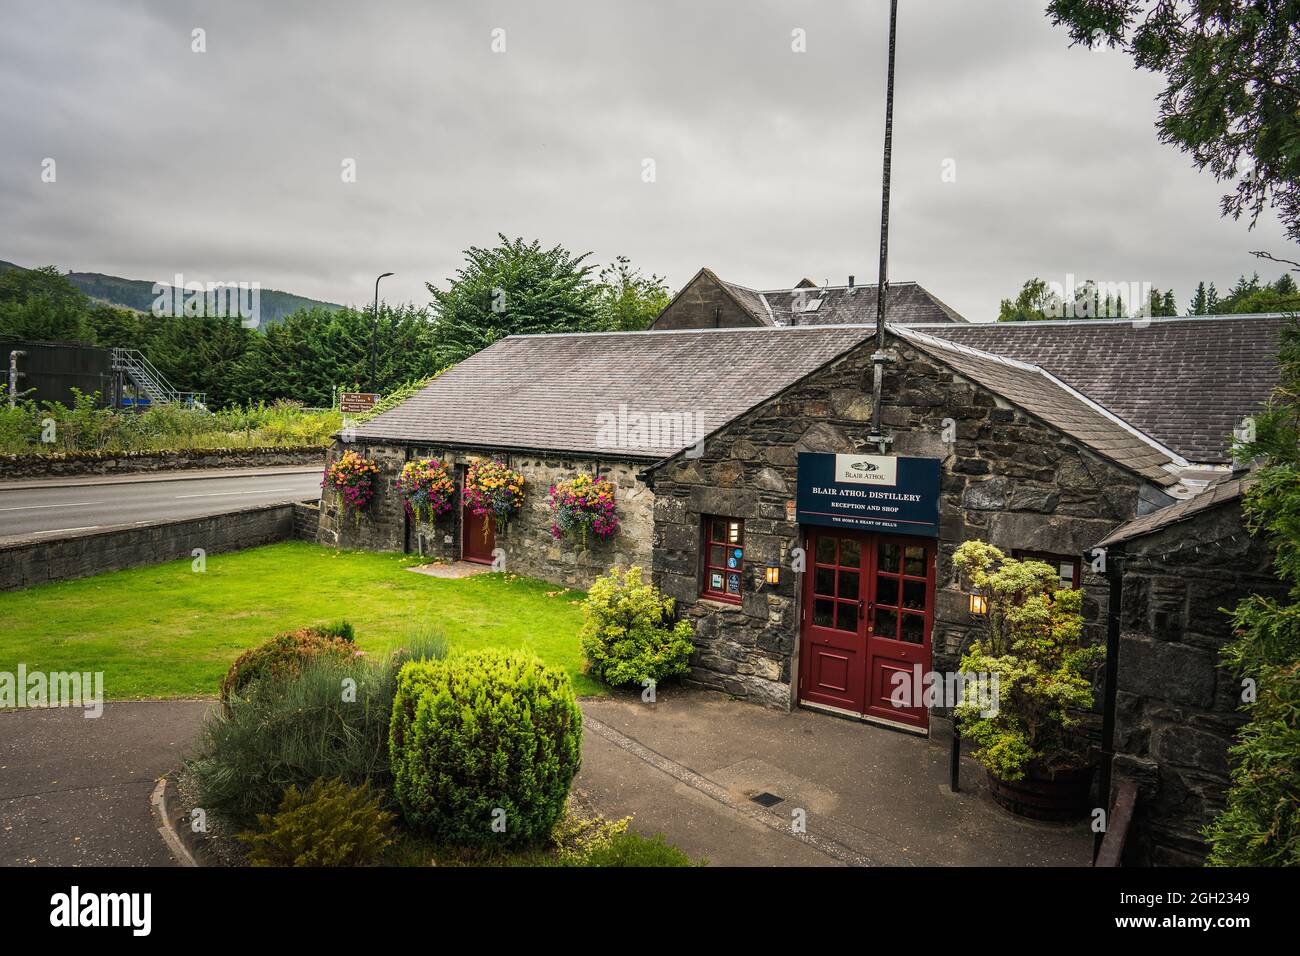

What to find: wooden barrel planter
left=987, top=765, right=1093, bottom=822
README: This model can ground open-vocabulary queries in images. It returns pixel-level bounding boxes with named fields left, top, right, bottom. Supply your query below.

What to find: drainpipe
left=1094, top=547, right=1125, bottom=863
left=8, top=350, right=25, bottom=409
left=869, top=0, right=899, bottom=456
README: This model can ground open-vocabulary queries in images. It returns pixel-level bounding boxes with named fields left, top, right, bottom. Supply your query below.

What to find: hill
left=0, top=259, right=344, bottom=325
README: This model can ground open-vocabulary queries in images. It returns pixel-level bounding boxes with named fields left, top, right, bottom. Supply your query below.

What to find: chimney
left=848, top=275, right=856, bottom=294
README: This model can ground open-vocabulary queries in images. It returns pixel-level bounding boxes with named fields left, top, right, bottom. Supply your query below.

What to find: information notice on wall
left=795, top=452, right=941, bottom=538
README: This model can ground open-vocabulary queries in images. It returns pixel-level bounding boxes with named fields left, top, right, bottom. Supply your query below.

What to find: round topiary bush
left=219, top=625, right=359, bottom=709
left=389, top=649, right=582, bottom=847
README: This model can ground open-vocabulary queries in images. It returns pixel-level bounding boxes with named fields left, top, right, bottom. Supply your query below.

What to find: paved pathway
left=0, top=690, right=1092, bottom=867
left=0, top=701, right=210, bottom=866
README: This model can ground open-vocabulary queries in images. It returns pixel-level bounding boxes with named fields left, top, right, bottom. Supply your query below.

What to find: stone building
left=1096, top=475, right=1286, bottom=865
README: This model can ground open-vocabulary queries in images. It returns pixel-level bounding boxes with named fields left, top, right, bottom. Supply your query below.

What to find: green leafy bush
left=951, top=541, right=1102, bottom=781
left=189, top=632, right=447, bottom=824
left=218, top=626, right=359, bottom=708
left=579, top=566, right=694, bottom=687
left=389, top=649, right=582, bottom=847
left=238, top=777, right=395, bottom=867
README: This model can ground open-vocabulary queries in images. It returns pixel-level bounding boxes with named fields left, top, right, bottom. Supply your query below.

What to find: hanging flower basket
left=548, top=474, right=619, bottom=549
left=394, top=458, right=456, bottom=525
left=463, top=459, right=525, bottom=536
left=323, top=450, right=379, bottom=521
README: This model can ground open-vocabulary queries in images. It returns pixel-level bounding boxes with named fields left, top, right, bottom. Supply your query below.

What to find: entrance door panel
left=864, top=538, right=933, bottom=727
left=799, top=533, right=867, bottom=713
left=799, top=530, right=934, bottom=730
left=462, top=498, right=495, bottom=564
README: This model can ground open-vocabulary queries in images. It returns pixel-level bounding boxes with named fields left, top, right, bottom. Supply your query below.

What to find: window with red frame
left=702, top=516, right=744, bottom=602
left=1013, top=549, right=1081, bottom=590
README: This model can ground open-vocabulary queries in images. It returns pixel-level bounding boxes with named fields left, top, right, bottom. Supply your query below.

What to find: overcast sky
left=1, top=0, right=1290, bottom=321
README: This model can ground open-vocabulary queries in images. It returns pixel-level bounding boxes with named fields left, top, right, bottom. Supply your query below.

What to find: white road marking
left=0, top=501, right=97, bottom=512
left=174, top=487, right=296, bottom=499
left=26, top=526, right=101, bottom=535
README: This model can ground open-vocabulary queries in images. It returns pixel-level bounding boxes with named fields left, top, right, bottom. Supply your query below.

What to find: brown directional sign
left=340, top=392, right=379, bottom=414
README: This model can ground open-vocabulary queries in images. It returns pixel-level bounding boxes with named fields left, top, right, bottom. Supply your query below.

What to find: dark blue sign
left=796, top=452, right=941, bottom=538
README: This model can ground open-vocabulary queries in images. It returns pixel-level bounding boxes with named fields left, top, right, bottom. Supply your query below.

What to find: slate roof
left=893, top=327, right=1182, bottom=487
left=915, top=314, right=1285, bottom=465
left=350, top=326, right=876, bottom=458
left=1096, top=473, right=1249, bottom=547
left=763, top=281, right=968, bottom=326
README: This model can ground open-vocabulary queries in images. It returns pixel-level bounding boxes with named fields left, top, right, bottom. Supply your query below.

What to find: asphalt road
left=0, top=468, right=323, bottom=542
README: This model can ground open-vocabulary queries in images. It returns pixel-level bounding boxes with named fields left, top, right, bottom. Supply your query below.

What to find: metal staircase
left=110, top=348, right=206, bottom=409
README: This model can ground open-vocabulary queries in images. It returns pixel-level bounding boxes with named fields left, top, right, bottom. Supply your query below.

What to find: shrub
left=190, top=632, right=447, bottom=824
left=389, top=649, right=582, bottom=847
left=579, top=830, right=699, bottom=867
left=238, top=778, right=395, bottom=867
left=218, top=626, right=359, bottom=708
left=951, top=541, right=1102, bottom=781
left=579, top=566, right=694, bottom=687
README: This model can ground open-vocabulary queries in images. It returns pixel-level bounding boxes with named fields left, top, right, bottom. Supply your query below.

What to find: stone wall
left=651, top=273, right=765, bottom=330
left=0, top=501, right=297, bottom=591
left=317, top=441, right=655, bottom=589
left=650, top=332, right=1153, bottom=716
left=292, top=501, right=320, bottom=541
left=0, top=446, right=327, bottom=481
left=1111, top=501, right=1284, bottom=866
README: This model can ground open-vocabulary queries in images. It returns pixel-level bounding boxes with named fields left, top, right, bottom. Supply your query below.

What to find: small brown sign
left=340, top=392, right=379, bottom=414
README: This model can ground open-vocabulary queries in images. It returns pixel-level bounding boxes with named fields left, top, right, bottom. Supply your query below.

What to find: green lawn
left=0, top=541, right=598, bottom=699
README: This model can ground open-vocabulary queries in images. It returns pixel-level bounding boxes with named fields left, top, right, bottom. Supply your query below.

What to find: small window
left=703, top=516, right=744, bottom=603
left=1014, top=550, right=1080, bottom=590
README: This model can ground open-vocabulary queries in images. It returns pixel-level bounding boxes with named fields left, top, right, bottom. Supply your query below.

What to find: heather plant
left=579, top=566, right=694, bottom=687
left=238, top=778, right=395, bottom=867
left=547, top=474, right=619, bottom=548
left=218, top=626, right=359, bottom=709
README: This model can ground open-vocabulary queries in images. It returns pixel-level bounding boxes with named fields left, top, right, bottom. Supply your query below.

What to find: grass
left=0, top=541, right=598, bottom=699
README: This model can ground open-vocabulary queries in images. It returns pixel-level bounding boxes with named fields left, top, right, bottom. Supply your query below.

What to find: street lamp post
left=369, top=272, right=394, bottom=393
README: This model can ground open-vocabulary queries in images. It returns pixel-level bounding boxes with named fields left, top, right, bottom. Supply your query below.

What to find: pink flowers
left=323, top=451, right=379, bottom=514
left=547, top=474, right=619, bottom=548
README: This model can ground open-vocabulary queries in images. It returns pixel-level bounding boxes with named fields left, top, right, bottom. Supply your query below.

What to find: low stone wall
left=293, top=501, right=321, bottom=541
left=317, top=442, right=655, bottom=589
left=0, top=446, right=327, bottom=481
left=1112, top=501, right=1285, bottom=866
left=0, top=502, right=298, bottom=591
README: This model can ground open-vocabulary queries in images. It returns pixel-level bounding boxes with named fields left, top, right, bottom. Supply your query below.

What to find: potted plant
left=463, top=458, right=525, bottom=536
left=322, top=450, right=379, bottom=523
left=394, top=458, right=456, bottom=527
left=952, top=540, right=1104, bottom=821
left=547, top=474, right=620, bottom=549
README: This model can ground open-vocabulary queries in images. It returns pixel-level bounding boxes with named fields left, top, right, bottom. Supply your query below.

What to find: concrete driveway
left=0, top=690, right=1091, bottom=867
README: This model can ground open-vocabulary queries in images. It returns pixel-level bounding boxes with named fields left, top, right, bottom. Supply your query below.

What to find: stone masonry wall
left=651, top=332, right=1153, bottom=718
left=317, top=441, right=654, bottom=589
left=1112, top=502, right=1284, bottom=866
left=0, top=445, right=327, bottom=481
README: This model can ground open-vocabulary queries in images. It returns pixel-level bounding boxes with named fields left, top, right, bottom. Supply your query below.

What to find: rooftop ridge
left=907, top=312, right=1292, bottom=329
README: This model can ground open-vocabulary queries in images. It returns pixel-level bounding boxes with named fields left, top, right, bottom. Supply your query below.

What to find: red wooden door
left=863, top=536, right=935, bottom=729
left=462, top=499, right=495, bottom=564
left=799, top=531, right=868, bottom=713
left=799, top=530, right=934, bottom=730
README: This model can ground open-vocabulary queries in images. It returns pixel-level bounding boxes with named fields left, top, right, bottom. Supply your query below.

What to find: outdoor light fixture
left=969, top=587, right=988, bottom=616
left=765, top=561, right=780, bottom=586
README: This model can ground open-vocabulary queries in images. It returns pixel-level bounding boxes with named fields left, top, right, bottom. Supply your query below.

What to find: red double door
left=798, top=529, right=935, bottom=730
left=461, top=496, right=495, bottom=564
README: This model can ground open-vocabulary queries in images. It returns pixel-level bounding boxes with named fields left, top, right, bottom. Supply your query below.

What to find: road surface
left=0, top=467, right=322, bottom=542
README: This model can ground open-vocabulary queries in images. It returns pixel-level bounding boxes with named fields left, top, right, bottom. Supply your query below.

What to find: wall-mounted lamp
left=969, top=586, right=988, bottom=616
left=765, top=561, right=781, bottom=587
